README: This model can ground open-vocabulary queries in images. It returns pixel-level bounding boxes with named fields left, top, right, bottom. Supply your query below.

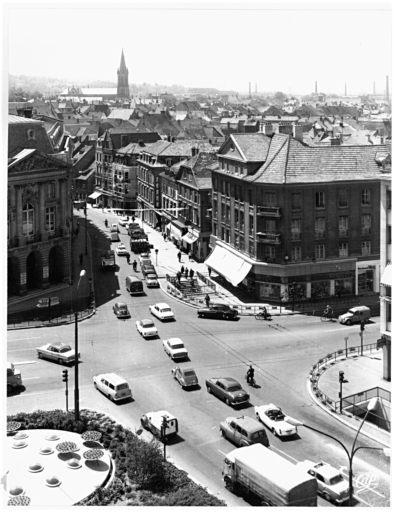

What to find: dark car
left=220, top=416, right=269, bottom=448
left=206, top=377, right=249, bottom=406
left=198, top=304, right=239, bottom=320
left=142, top=264, right=156, bottom=277
left=113, top=302, right=130, bottom=319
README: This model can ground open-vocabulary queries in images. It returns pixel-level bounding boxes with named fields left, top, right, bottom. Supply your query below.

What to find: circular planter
left=28, top=462, right=44, bottom=473
left=8, top=485, right=25, bottom=497
left=67, top=458, right=82, bottom=470
left=45, top=433, right=60, bottom=441
left=45, top=475, right=62, bottom=487
left=12, top=440, right=27, bottom=449
left=39, top=446, right=54, bottom=455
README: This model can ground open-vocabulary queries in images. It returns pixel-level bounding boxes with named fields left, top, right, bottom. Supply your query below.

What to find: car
left=296, top=460, right=349, bottom=504
left=172, top=366, right=198, bottom=388
left=136, top=318, right=158, bottom=338
left=93, top=373, right=132, bottom=402
left=163, top=338, right=188, bottom=360
left=116, top=243, right=129, bottom=256
left=149, top=303, right=175, bottom=321
left=146, top=273, right=159, bottom=287
left=142, top=264, right=156, bottom=277
left=118, top=216, right=129, bottom=226
left=219, top=415, right=269, bottom=448
left=197, top=303, right=239, bottom=320
left=205, top=377, right=250, bottom=407
left=139, top=252, right=151, bottom=262
left=254, top=404, right=298, bottom=437
left=110, top=223, right=119, bottom=233
left=113, top=302, right=130, bottom=318
left=140, top=410, right=178, bottom=439
left=36, top=342, right=79, bottom=365
left=110, top=232, right=120, bottom=242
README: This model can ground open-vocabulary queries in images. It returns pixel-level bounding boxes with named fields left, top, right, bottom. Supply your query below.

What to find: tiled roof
left=107, top=109, right=135, bottom=120
left=231, top=133, right=271, bottom=161
left=8, top=115, right=42, bottom=124
left=247, top=133, right=386, bottom=184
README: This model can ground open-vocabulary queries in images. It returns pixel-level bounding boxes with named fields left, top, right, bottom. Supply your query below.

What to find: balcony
left=256, top=232, right=281, bottom=245
left=315, top=230, right=325, bottom=239
left=291, top=232, right=301, bottom=241
left=339, top=229, right=349, bottom=237
left=257, top=206, right=281, bottom=217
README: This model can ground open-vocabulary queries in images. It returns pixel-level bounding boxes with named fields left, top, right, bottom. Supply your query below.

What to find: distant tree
left=274, top=91, right=286, bottom=101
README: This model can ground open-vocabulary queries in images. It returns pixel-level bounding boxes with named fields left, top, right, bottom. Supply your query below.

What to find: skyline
left=4, top=1, right=393, bottom=96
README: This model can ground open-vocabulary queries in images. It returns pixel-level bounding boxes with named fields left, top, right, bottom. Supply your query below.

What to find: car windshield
left=59, top=346, right=71, bottom=353
left=227, top=385, right=241, bottom=392
left=119, top=305, right=127, bottom=311
left=142, top=321, right=154, bottom=327
left=161, top=308, right=172, bottom=313
left=329, top=475, right=344, bottom=485
left=184, top=371, right=195, bottom=377
left=252, top=431, right=266, bottom=439
left=171, top=343, right=184, bottom=350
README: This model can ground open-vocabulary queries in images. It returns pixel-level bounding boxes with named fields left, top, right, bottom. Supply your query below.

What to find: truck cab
left=7, top=361, right=22, bottom=394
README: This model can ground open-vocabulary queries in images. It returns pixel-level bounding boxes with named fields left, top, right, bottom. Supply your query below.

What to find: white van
left=339, top=306, right=371, bottom=325
left=93, top=373, right=132, bottom=402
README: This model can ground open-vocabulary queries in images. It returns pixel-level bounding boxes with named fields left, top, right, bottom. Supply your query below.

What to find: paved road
left=7, top=214, right=390, bottom=507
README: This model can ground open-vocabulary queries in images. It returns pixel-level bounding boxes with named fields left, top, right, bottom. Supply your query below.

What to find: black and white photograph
left=4, top=0, right=391, bottom=508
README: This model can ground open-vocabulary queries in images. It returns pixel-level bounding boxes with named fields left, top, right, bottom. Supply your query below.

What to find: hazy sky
left=4, top=0, right=392, bottom=95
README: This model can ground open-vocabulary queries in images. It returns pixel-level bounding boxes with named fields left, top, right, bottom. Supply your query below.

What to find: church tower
left=117, top=49, right=130, bottom=99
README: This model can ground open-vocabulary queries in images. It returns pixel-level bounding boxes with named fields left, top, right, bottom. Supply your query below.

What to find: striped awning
left=380, top=263, right=392, bottom=287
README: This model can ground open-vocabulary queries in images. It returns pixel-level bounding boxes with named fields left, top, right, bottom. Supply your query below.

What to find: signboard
left=43, top=266, right=49, bottom=279
left=20, top=272, right=26, bottom=285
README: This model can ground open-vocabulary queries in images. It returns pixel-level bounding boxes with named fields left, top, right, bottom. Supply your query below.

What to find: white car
left=149, top=302, right=175, bottom=321
left=297, top=460, right=349, bottom=504
left=118, top=216, right=129, bottom=226
left=36, top=342, right=79, bottom=365
left=136, top=319, right=158, bottom=338
left=146, top=273, right=159, bottom=287
left=116, top=243, right=128, bottom=256
left=110, top=223, right=119, bottom=233
left=255, top=404, right=297, bottom=437
left=163, top=338, right=188, bottom=360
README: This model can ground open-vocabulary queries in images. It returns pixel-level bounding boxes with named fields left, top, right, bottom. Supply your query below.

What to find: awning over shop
left=182, top=232, right=198, bottom=244
left=205, top=246, right=252, bottom=287
left=169, top=223, right=183, bottom=241
left=381, top=263, right=392, bottom=287
left=89, top=191, right=102, bottom=199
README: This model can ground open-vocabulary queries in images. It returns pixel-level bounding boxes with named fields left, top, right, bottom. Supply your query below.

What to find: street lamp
left=74, top=269, right=86, bottom=422
left=285, top=397, right=385, bottom=506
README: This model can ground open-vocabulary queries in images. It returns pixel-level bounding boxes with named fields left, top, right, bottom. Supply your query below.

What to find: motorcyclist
left=246, top=365, right=255, bottom=384
left=324, top=305, right=333, bottom=319
left=132, top=260, right=137, bottom=272
left=262, top=306, right=268, bottom=320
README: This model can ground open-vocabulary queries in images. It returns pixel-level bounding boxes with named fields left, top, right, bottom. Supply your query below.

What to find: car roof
left=229, top=416, right=264, bottom=432
left=219, top=377, right=240, bottom=385
left=146, top=273, right=157, bottom=278
left=312, top=462, right=340, bottom=478
left=51, top=341, right=67, bottom=348
left=181, top=367, right=195, bottom=373
left=167, top=337, right=183, bottom=344
left=156, top=302, right=170, bottom=308
left=100, top=373, right=128, bottom=385
left=141, top=318, right=154, bottom=325
left=146, top=410, right=176, bottom=421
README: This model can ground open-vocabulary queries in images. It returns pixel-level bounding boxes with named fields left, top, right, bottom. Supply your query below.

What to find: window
left=265, top=246, right=276, bottom=260
left=188, top=173, right=192, bottom=182
left=339, top=242, right=348, bottom=257
left=361, top=214, right=371, bottom=235
left=291, top=219, right=301, bottom=240
left=239, top=236, right=244, bottom=251
left=339, top=216, right=348, bottom=236
left=22, top=203, right=34, bottom=236
left=221, top=201, right=226, bottom=221
left=235, top=209, right=239, bottom=228
left=46, top=182, right=55, bottom=199
left=386, top=188, right=391, bottom=210
left=235, top=234, right=239, bottom=248
left=227, top=182, right=230, bottom=197
left=222, top=181, right=226, bottom=194
left=234, top=185, right=239, bottom=201
left=213, top=199, right=218, bottom=219
left=249, top=241, right=255, bottom=257
left=361, top=189, right=371, bottom=205
left=291, top=246, right=302, bottom=261
left=240, top=211, right=244, bottom=229
left=266, top=192, right=277, bottom=206
left=46, top=206, right=55, bottom=232
left=249, top=214, right=254, bottom=235
left=361, top=241, right=371, bottom=256
left=315, top=191, right=325, bottom=208
left=249, top=190, right=253, bottom=205
left=291, top=192, right=301, bottom=210
left=266, top=219, right=276, bottom=233
left=315, top=244, right=325, bottom=259
left=315, top=218, right=325, bottom=238
left=212, top=176, right=217, bottom=191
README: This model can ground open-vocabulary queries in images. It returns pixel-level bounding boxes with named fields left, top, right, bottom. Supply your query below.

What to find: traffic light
left=162, top=416, right=169, bottom=431
left=339, top=371, right=348, bottom=384
left=360, top=321, right=365, bottom=332
left=62, top=369, right=68, bottom=383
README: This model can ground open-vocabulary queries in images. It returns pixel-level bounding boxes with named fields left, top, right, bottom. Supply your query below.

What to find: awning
left=381, top=263, right=392, bottom=287
left=169, top=223, right=183, bottom=241
left=205, top=246, right=252, bottom=287
left=182, top=232, right=198, bottom=244
left=89, top=191, right=102, bottom=199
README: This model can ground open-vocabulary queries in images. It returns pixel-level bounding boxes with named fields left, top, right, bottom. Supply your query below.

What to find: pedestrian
left=126, top=253, right=130, bottom=264
left=79, top=253, right=83, bottom=265
left=132, top=215, right=135, bottom=223
left=133, top=260, right=137, bottom=272
left=205, top=293, right=210, bottom=308
left=177, top=271, right=181, bottom=283
left=181, top=265, right=185, bottom=275
left=105, top=219, right=108, bottom=228
left=177, top=251, right=182, bottom=263
left=208, top=267, right=212, bottom=278
left=163, top=232, right=167, bottom=241
left=190, top=268, right=194, bottom=280
left=185, top=267, right=189, bottom=279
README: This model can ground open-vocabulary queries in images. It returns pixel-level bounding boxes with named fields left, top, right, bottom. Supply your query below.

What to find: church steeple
left=117, top=49, right=130, bottom=99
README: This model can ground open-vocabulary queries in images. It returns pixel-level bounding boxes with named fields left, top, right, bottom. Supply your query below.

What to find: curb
left=7, top=308, right=96, bottom=330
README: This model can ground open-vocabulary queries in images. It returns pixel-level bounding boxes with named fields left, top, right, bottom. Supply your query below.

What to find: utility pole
left=84, top=202, right=88, bottom=255
left=62, top=369, right=69, bottom=412
left=339, top=370, right=348, bottom=413
left=360, top=321, right=365, bottom=356
left=345, top=337, right=349, bottom=358
left=161, top=415, right=169, bottom=461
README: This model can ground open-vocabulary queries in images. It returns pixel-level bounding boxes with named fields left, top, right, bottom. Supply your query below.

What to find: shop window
left=315, top=191, right=325, bottom=209
left=361, top=241, right=371, bottom=256
left=291, top=246, right=302, bottom=261
left=358, top=268, right=374, bottom=292
left=259, top=282, right=281, bottom=299
left=315, top=244, right=325, bottom=260
left=361, top=214, right=371, bottom=235
left=291, top=192, right=301, bottom=210
left=311, top=280, right=330, bottom=298
left=361, top=189, right=371, bottom=205
left=335, top=278, right=353, bottom=296
left=339, top=242, right=348, bottom=257
left=22, top=203, right=34, bottom=236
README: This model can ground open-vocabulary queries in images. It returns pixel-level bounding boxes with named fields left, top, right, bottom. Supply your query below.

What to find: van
left=7, top=361, right=22, bottom=394
left=339, top=306, right=371, bottom=325
left=125, top=275, right=144, bottom=295
left=93, top=373, right=132, bottom=402
left=110, top=232, right=120, bottom=242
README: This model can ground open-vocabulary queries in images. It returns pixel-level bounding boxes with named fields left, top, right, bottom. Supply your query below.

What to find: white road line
left=218, top=450, right=227, bottom=456
left=270, top=445, right=299, bottom=463
left=14, top=392, right=45, bottom=397
left=7, top=348, right=35, bottom=352
left=13, top=361, right=36, bottom=365
left=7, top=337, right=40, bottom=341
left=22, top=377, right=40, bottom=380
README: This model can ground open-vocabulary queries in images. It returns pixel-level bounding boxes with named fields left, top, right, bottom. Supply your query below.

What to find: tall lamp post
left=74, top=269, right=86, bottom=422
left=285, top=398, right=386, bottom=506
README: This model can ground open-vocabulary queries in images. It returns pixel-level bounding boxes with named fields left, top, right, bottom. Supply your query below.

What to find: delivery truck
left=222, top=444, right=317, bottom=506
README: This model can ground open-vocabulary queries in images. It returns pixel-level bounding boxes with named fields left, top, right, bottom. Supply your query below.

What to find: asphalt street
left=7, top=213, right=390, bottom=507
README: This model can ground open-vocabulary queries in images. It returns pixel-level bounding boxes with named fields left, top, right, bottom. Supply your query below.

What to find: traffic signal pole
left=339, top=370, right=348, bottom=413
left=62, top=369, right=69, bottom=412
left=360, top=321, right=365, bottom=356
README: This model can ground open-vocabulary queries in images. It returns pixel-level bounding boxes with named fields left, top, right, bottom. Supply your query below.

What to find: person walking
left=177, top=271, right=181, bottom=283
left=105, top=219, right=108, bottom=228
left=185, top=267, right=189, bottom=279
left=126, top=253, right=130, bottom=264
left=181, top=265, right=185, bottom=275
left=132, top=215, right=135, bottom=223
left=189, top=268, right=194, bottom=280
left=79, top=253, right=83, bottom=265
left=133, top=260, right=137, bottom=272
left=163, top=232, right=167, bottom=241
left=177, top=251, right=182, bottom=263
left=205, top=293, right=210, bottom=308
left=208, top=267, right=212, bottom=278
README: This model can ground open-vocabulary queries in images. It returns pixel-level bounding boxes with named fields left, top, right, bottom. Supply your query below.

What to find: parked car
left=136, top=319, right=158, bottom=338
left=219, top=415, right=269, bottom=448
left=146, top=273, right=159, bottom=287
left=140, top=257, right=152, bottom=267
left=197, top=304, right=239, bottom=320
left=140, top=410, right=178, bottom=439
left=172, top=366, right=198, bottom=388
left=296, top=460, right=349, bottom=504
left=142, top=264, right=156, bottom=277
left=36, top=342, right=79, bottom=365
left=118, top=216, right=129, bottom=226
left=93, top=373, right=132, bottom=402
left=113, top=302, right=130, bottom=319
left=110, top=232, right=120, bottom=242
left=163, top=338, right=188, bottom=360
left=138, top=252, right=151, bottom=262
left=254, top=404, right=298, bottom=437
left=205, top=377, right=249, bottom=406
left=116, top=243, right=129, bottom=256
left=110, top=223, right=119, bottom=233
left=149, top=303, right=175, bottom=321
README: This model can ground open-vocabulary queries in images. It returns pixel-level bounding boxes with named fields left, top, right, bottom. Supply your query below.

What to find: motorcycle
left=245, top=373, right=256, bottom=387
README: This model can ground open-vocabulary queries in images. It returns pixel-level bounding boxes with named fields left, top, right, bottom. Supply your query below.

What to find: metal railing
left=7, top=307, right=95, bottom=329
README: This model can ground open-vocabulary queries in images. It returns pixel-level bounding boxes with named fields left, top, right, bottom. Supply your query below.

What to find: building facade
left=207, top=131, right=387, bottom=302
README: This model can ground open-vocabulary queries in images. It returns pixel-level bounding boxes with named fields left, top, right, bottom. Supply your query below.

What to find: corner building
left=208, top=132, right=388, bottom=302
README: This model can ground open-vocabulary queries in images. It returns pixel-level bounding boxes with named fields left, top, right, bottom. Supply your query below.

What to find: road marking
left=270, top=445, right=299, bottom=463
left=13, top=361, right=36, bottom=365
left=218, top=450, right=227, bottom=456
left=212, top=426, right=217, bottom=429
left=14, top=392, right=45, bottom=397
left=7, top=337, right=40, bottom=342
left=7, top=348, right=35, bottom=352
left=22, top=377, right=40, bottom=380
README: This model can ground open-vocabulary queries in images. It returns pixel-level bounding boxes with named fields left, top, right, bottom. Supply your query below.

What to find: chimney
left=330, top=137, right=341, bottom=146
left=208, top=138, right=212, bottom=144
left=292, top=123, right=303, bottom=142
left=138, top=139, right=145, bottom=147
left=171, top=136, right=175, bottom=142
left=262, top=123, right=273, bottom=136
left=366, top=134, right=371, bottom=144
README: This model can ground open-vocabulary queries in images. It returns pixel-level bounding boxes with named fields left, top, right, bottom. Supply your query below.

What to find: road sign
left=36, top=297, right=60, bottom=308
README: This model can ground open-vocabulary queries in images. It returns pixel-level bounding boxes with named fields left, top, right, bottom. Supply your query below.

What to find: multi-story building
left=137, top=140, right=215, bottom=228
left=160, top=151, right=217, bottom=260
left=8, top=115, right=72, bottom=296
left=378, top=151, right=391, bottom=380
left=207, top=130, right=388, bottom=301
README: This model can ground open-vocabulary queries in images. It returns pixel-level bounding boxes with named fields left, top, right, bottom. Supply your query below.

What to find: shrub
left=126, top=437, right=168, bottom=491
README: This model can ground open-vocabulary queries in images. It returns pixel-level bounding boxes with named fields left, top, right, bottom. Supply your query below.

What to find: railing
left=256, top=232, right=281, bottom=244
left=256, top=206, right=281, bottom=217
left=196, top=271, right=217, bottom=292
left=341, top=387, right=391, bottom=431
left=7, top=307, right=95, bottom=329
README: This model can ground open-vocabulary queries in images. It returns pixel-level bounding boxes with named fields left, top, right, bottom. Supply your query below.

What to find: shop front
left=182, top=231, right=199, bottom=255
left=356, top=262, right=379, bottom=294
left=256, top=274, right=282, bottom=300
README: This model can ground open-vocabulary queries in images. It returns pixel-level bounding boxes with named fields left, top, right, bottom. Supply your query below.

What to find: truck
left=7, top=361, right=22, bottom=395
left=101, top=250, right=115, bottom=270
left=222, top=444, right=318, bottom=507
left=130, top=238, right=152, bottom=254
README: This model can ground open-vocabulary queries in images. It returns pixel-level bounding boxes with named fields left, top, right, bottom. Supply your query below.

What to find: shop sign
left=255, top=274, right=281, bottom=284
left=20, top=272, right=26, bottom=285
left=329, top=271, right=354, bottom=279
left=43, top=266, right=49, bottom=279
left=358, top=265, right=376, bottom=270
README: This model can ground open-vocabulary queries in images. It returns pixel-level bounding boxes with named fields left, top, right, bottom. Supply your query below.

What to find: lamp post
left=285, top=397, right=384, bottom=506
left=84, top=202, right=88, bottom=255
left=74, top=269, right=86, bottom=422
